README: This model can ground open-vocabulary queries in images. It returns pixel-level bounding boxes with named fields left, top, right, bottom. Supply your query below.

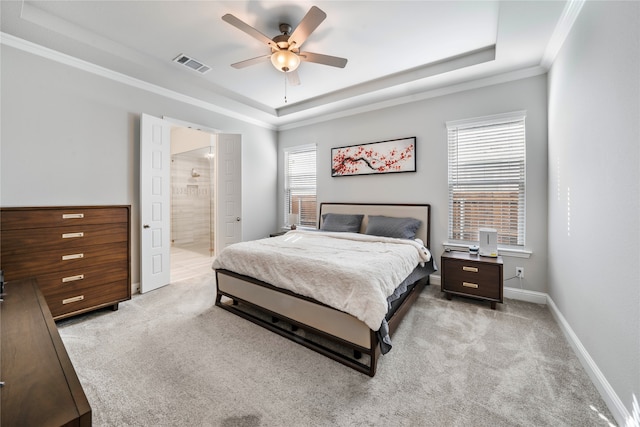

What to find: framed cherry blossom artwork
left=331, top=137, right=416, bottom=177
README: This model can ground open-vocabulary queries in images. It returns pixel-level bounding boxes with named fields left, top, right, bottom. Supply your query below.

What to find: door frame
left=139, top=114, right=241, bottom=293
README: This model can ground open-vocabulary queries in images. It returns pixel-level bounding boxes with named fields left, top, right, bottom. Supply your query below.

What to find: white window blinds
left=284, top=144, right=317, bottom=228
left=447, top=111, right=526, bottom=246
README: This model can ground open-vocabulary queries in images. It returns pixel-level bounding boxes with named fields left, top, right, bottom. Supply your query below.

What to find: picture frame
left=331, top=137, right=416, bottom=177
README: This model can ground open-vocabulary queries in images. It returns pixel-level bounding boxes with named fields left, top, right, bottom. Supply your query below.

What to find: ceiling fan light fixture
left=271, top=50, right=300, bottom=72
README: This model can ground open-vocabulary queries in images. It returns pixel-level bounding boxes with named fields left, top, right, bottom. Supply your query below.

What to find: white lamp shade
left=271, top=50, right=300, bottom=72
left=288, top=213, right=299, bottom=226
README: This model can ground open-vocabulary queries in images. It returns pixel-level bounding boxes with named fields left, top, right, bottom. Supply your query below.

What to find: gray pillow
left=321, top=213, right=364, bottom=232
left=365, top=215, right=422, bottom=239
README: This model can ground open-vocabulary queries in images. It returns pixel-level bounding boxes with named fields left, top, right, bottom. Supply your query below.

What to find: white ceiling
left=0, top=1, right=571, bottom=129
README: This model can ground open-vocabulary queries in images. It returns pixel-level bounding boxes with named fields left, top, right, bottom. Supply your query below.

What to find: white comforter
left=212, top=230, right=431, bottom=331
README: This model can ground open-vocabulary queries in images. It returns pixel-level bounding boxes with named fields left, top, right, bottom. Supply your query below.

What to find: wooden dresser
left=1, top=277, right=92, bottom=426
left=0, top=205, right=131, bottom=320
left=441, top=251, right=503, bottom=309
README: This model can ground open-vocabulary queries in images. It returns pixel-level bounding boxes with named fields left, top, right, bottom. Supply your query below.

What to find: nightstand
left=269, top=231, right=287, bottom=237
left=441, top=251, right=503, bottom=309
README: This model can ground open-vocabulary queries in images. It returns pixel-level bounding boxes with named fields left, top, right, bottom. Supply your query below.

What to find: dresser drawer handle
left=463, top=282, right=479, bottom=289
left=62, top=274, right=84, bottom=283
left=62, top=295, right=84, bottom=304
left=62, top=232, right=84, bottom=239
left=62, top=213, right=84, bottom=219
left=62, top=253, right=84, bottom=261
left=463, top=266, right=479, bottom=273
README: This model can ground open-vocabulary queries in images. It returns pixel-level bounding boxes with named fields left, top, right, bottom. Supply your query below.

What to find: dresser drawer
left=35, top=260, right=129, bottom=294
left=1, top=223, right=128, bottom=255
left=1, top=206, right=128, bottom=230
left=1, top=241, right=129, bottom=281
left=46, top=279, right=130, bottom=319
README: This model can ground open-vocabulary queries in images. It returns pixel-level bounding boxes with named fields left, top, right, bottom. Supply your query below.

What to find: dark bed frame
left=214, top=203, right=431, bottom=376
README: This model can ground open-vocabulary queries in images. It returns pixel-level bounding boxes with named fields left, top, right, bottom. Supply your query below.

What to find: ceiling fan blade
left=222, top=14, right=279, bottom=50
left=299, top=51, right=347, bottom=68
left=231, top=55, right=271, bottom=69
left=288, top=6, right=326, bottom=50
left=287, top=70, right=301, bottom=86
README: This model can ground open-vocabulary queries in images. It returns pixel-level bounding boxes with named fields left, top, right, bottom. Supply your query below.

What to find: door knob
left=236, top=217, right=241, bottom=221
left=143, top=224, right=150, bottom=229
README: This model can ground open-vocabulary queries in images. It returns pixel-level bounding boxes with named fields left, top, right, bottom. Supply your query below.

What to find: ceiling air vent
left=173, top=54, right=211, bottom=74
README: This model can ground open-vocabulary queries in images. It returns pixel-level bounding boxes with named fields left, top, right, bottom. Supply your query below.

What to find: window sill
left=442, top=242, right=532, bottom=259
left=280, top=226, right=317, bottom=232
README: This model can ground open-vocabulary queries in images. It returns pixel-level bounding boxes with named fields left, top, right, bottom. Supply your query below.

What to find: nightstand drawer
left=442, top=275, right=501, bottom=299
left=443, top=259, right=501, bottom=298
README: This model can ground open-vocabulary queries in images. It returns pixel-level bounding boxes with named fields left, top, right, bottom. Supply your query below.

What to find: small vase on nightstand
left=288, top=213, right=299, bottom=230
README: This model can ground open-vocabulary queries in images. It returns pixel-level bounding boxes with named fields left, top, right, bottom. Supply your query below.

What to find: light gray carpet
left=58, top=273, right=616, bottom=426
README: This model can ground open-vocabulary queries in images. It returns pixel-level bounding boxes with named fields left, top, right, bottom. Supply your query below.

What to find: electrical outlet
left=516, top=267, right=524, bottom=279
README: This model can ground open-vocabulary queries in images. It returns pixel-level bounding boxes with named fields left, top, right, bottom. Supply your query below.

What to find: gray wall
left=0, top=45, right=278, bottom=285
left=547, top=1, right=639, bottom=422
left=278, top=75, right=549, bottom=294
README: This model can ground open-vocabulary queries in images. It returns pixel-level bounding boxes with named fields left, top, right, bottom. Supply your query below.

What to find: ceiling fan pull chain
left=284, top=73, right=288, bottom=104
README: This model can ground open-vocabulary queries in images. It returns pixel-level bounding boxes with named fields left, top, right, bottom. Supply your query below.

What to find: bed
left=213, top=203, right=434, bottom=376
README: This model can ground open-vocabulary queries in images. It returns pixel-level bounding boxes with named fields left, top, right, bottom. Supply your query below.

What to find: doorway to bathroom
left=140, top=114, right=242, bottom=293
left=170, top=132, right=215, bottom=282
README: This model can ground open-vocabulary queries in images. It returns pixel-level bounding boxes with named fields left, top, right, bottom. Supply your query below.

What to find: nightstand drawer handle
left=62, top=295, right=84, bottom=304
left=62, top=232, right=84, bottom=239
left=62, top=253, right=84, bottom=261
left=463, top=266, right=479, bottom=273
left=463, top=282, right=479, bottom=289
left=62, top=274, right=84, bottom=283
left=62, top=213, right=84, bottom=219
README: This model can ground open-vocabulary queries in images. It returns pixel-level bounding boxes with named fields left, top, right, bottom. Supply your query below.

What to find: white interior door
left=215, top=134, right=242, bottom=251
left=140, top=114, right=171, bottom=293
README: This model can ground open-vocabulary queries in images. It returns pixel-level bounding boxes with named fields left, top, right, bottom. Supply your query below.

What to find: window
left=447, top=111, right=526, bottom=247
left=284, top=144, right=317, bottom=228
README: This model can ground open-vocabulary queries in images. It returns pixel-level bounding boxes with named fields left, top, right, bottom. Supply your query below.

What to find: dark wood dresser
left=1, top=277, right=92, bottom=426
left=0, top=205, right=131, bottom=320
left=441, top=251, right=504, bottom=309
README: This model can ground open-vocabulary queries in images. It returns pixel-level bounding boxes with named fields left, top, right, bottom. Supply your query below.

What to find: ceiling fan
left=222, top=6, right=348, bottom=86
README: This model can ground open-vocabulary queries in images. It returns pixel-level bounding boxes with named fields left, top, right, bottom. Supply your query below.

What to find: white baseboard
left=429, top=273, right=441, bottom=286
left=546, top=296, right=634, bottom=427
left=429, top=274, right=547, bottom=305
left=131, top=282, right=140, bottom=295
left=504, top=286, right=547, bottom=304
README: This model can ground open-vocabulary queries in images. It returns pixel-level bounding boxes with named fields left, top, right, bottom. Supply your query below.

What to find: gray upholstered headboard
left=318, top=203, right=431, bottom=248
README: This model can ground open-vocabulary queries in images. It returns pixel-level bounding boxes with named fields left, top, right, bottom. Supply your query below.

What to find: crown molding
left=0, top=32, right=277, bottom=130
left=278, top=66, right=547, bottom=131
left=540, top=0, right=586, bottom=69
left=277, top=45, right=496, bottom=118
